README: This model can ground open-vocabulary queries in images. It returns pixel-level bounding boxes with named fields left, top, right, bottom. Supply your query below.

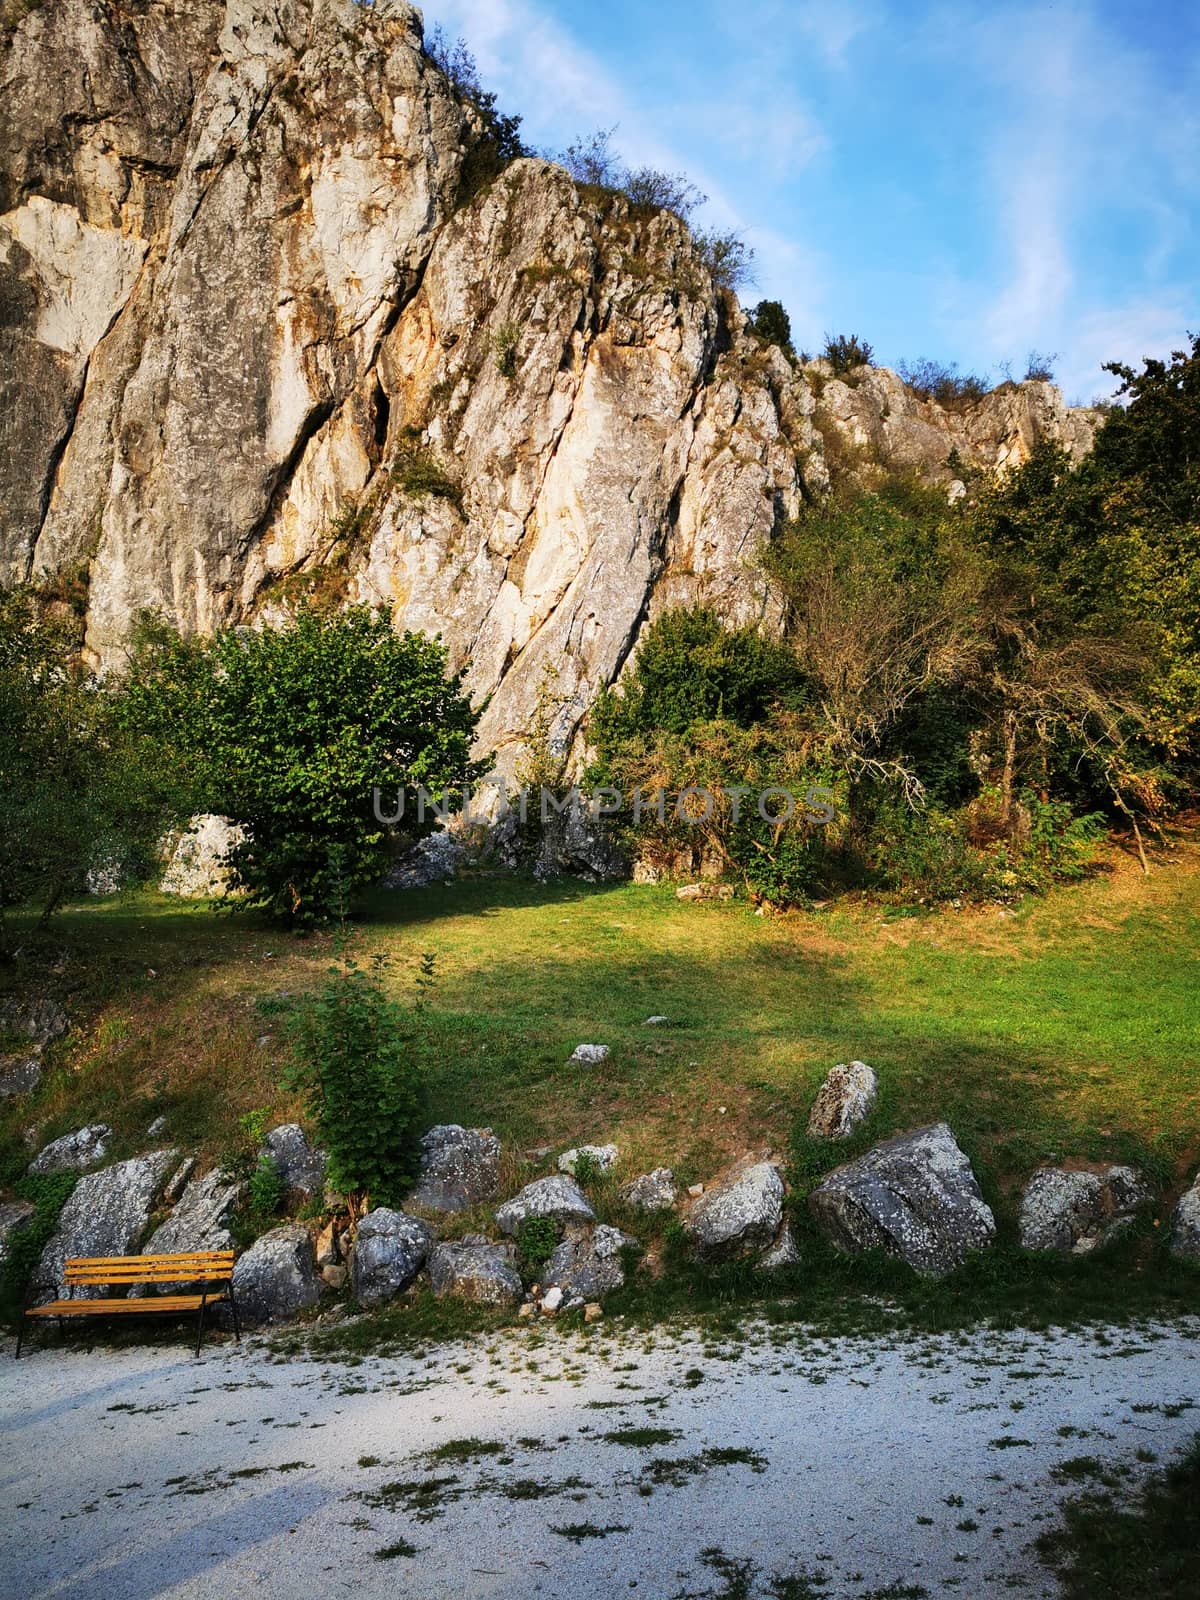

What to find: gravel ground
left=1, top=1315, right=1197, bottom=1599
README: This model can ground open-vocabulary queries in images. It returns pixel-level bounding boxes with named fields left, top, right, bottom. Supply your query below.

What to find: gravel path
left=2, top=1316, right=1197, bottom=1599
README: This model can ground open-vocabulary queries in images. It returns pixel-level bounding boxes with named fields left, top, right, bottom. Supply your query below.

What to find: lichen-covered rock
left=0, top=1053, right=41, bottom=1100
left=621, top=1168, right=677, bottom=1212
left=262, top=1124, right=327, bottom=1198
left=28, top=1123, right=112, bottom=1175
left=160, top=814, right=247, bottom=898
left=557, top=1143, right=618, bottom=1176
left=807, top=1061, right=878, bottom=1140
left=0, top=1200, right=35, bottom=1272
left=758, top=1222, right=801, bottom=1271
left=231, top=1225, right=320, bottom=1325
left=351, top=1208, right=433, bottom=1307
left=35, top=1149, right=178, bottom=1298
left=543, top=1223, right=637, bottom=1299
left=684, top=1160, right=785, bottom=1261
left=1018, top=1166, right=1151, bottom=1254
left=1, top=995, right=69, bottom=1046
left=427, top=1234, right=523, bottom=1305
left=383, top=831, right=461, bottom=889
left=808, top=1123, right=995, bottom=1276
left=409, top=1125, right=501, bottom=1213
left=495, top=1175, right=596, bottom=1237
left=569, top=1044, right=610, bottom=1066
left=1172, top=1173, right=1200, bottom=1260
left=144, top=1167, right=244, bottom=1257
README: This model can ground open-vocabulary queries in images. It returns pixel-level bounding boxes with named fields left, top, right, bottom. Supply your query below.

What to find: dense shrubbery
left=591, top=341, right=1200, bottom=905
left=747, top=299, right=794, bottom=356
left=822, top=333, right=875, bottom=374
left=897, top=356, right=991, bottom=408
left=119, top=605, right=483, bottom=925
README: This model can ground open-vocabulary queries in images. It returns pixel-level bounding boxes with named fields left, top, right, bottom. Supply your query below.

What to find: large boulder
left=383, top=832, right=461, bottom=889
left=1018, top=1166, right=1151, bottom=1254
left=351, top=1208, right=433, bottom=1307
left=807, top=1061, right=879, bottom=1140
left=160, top=814, right=246, bottom=897
left=543, top=1223, right=637, bottom=1299
left=28, top=1123, right=112, bottom=1175
left=495, top=1175, right=596, bottom=1237
left=408, top=1125, right=501, bottom=1213
left=809, top=1123, right=996, bottom=1277
left=35, top=1149, right=178, bottom=1298
left=621, top=1167, right=677, bottom=1212
left=0, top=1200, right=35, bottom=1273
left=232, top=1225, right=320, bottom=1325
left=144, top=1167, right=244, bottom=1256
left=262, top=1124, right=327, bottom=1198
left=684, top=1160, right=785, bottom=1261
left=1172, top=1172, right=1200, bottom=1260
left=558, top=1143, right=618, bottom=1176
left=427, top=1235, right=523, bottom=1305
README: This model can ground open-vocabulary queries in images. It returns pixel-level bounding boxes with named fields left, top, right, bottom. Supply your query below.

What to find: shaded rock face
left=758, top=1222, right=801, bottom=1271
left=28, top=1123, right=112, bottom=1175
left=0, top=1053, right=41, bottom=1100
left=263, top=1124, right=327, bottom=1198
left=494, top=1175, right=596, bottom=1237
left=1018, top=1166, right=1150, bottom=1254
left=0, top=1199, right=35, bottom=1272
left=351, top=1207, right=433, bottom=1306
left=621, top=1167, right=677, bottom=1212
left=427, top=1234, right=523, bottom=1305
left=232, top=1224, right=320, bottom=1324
left=160, top=814, right=246, bottom=898
left=1, top=1, right=1100, bottom=777
left=408, top=1124, right=501, bottom=1213
left=807, top=1061, right=879, bottom=1141
left=809, top=1123, right=996, bottom=1277
left=35, top=1148, right=178, bottom=1298
left=684, top=1160, right=784, bottom=1261
left=1173, top=1173, right=1200, bottom=1260
left=144, top=1167, right=244, bottom=1257
left=543, top=1223, right=636, bottom=1299
left=1, top=995, right=69, bottom=1046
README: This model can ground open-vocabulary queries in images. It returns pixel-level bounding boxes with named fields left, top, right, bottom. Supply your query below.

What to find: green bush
left=897, top=356, right=990, bottom=408
left=822, top=333, right=874, bottom=374
left=425, top=27, right=530, bottom=206
left=515, top=1215, right=558, bottom=1278
left=0, top=1170, right=76, bottom=1319
left=693, top=228, right=754, bottom=291
left=285, top=955, right=423, bottom=1207
left=748, top=300, right=794, bottom=356
left=247, top=1155, right=285, bottom=1219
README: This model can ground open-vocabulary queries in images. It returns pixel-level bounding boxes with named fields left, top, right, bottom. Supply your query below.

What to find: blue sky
left=416, top=0, right=1199, bottom=402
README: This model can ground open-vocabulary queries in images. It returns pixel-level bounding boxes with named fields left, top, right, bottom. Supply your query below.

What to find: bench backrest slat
left=64, top=1252, right=235, bottom=1286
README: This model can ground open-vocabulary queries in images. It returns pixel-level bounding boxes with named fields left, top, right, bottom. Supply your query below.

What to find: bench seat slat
left=65, top=1254, right=233, bottom=1268
left=27, top=1296, right=213, bottom=1317
left=66, top=1266, right=232, bottom=1280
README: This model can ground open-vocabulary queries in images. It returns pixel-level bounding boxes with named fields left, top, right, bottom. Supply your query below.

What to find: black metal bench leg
left=229, top=1290, right=241, bottom=1343
left=194, top=1291, right=208, bottom=1359
left=14, top=1317, right=25, bottom=1360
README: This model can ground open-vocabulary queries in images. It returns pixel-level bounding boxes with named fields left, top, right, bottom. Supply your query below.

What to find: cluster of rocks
left=7, top=1043, right=1200, bottom=1338
left=0, top=996, right=70, bottom=1105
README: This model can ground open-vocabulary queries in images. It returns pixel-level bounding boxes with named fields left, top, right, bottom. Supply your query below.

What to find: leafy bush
left=492, top=322, right=520, bottom=379
left=285, top=955, right=423, bottom=1207
left=247, top=1155, right=285, bottom=1219
left=1024, top=349, right=1058, bottom=382
left=120, top=605, right=483, bottom=925
left=391, top=436, right=462, bottom=507
left=515, top=1215, right=558, bottom=1277
left=822, top=333, right=874, bottom=374
left=622, top=166, right=706, bottom=221
left=694, top=228, right=754, bottom=291
left=897, top=356, right=990, bottom=408
left=748, top=300, right=794, bottom=356
left=0, top=1170, right=76, bottom=1319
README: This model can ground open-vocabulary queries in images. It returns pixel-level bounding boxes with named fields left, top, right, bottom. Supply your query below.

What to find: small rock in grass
left=541, top=1286, right=563, bottom=1314
left=321, top=1264, right=347, bottom=1290
left=687, top=1183, right=704, bottom=1197
left=584, top=1302, right=603, bottom=1323
left=558, top=1143, right=618, bottom=1176
left=758, top=1222, right=801, bottom=1271
left=807, top=1060, right=879, bottom=1141
left=622, top=1168, right=677, bottom=1212
left=684, top=1160, right=785, bottom=1261
left=570, top=1044, right=610, bottom=1066
left=1018, top=1165, right=1150, bottom=1254
left=644, top=1016, right=670, bottom=1026
left=1172, top=1172, right=1200, bottom=1259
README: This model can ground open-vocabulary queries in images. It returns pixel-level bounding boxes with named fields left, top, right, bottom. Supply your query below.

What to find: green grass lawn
left=3, top=841, right=1199, bottom=1335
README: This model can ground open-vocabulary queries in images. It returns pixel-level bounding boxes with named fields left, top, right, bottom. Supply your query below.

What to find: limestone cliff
left=0, top=0, right=1101, bottom=772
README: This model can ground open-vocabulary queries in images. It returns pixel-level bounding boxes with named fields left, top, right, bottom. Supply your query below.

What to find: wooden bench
left=15, top=1251, right=240, bottom=1359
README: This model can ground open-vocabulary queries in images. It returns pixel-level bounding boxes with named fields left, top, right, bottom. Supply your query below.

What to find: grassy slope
left=3, top=840, right=1199, bottom=1331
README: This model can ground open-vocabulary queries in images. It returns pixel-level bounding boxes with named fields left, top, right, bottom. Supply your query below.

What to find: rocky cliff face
left=1, top=0, right=1101, bottom=772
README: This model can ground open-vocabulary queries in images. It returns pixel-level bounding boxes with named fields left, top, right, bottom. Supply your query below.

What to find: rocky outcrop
left=494, top=1175, right=596, bottom=1236
left=35, top=1148, right=178, bottom=1297
left=1172, top=1173, right=1200, bottom=1260
left=807, top=1061, right=878, bottom=1141
left=28, top=1123, right=112, bottom=1174
left=684, top=1159, right=785, bottom=1261
left=621, top=1167, right=677, bottom=1212
left=1018, top=1166, right=1151, bottom=1254
left=263, top=1124, right=327, bottom=1198
left=350, top=1206, right=433, bottom=1306
left=408, top=1124, right=501, bottom=1213
left=809, top=1123, right=995, bottom=1276
left=427, top=1234, right=523, bottom=1305
left=160, top=815, right=246, bottom=898
left=0, top=0, right=1102, bottom=777
left=543, top=1223, right=636, bottom=1299
left=232, top=1224, right=320, bottom=1324
left=0, top=1199, right=35, bottom=1272
left=144, top=1166, right=243, bottom=1257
